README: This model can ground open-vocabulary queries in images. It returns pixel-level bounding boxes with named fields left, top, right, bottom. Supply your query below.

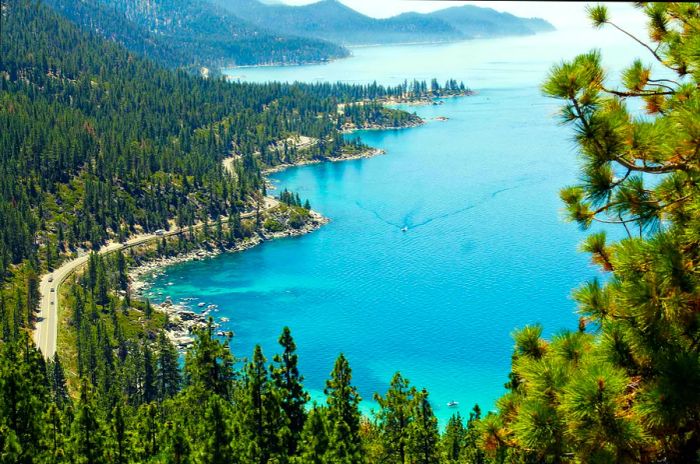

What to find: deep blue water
left=146, top=27, right=649, bottom=422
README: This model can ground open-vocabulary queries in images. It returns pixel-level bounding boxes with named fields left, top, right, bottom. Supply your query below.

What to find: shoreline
left=262, top=147, right=385, bottom=175
left=128, top=206, right=330, bottom=349
left=124, top=85, right=470, bottom=347
left=127, top=126, right=408, bottom=348
left=340, top=120, right=424, bottom=134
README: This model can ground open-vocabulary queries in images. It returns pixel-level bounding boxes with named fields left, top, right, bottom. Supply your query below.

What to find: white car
left=48, top=275, right=54, bottom=282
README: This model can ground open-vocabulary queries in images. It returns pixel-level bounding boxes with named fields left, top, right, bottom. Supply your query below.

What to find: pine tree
left=215, top=215, right=223, bottom=244
left=95, top=256, right=109, bottom=306
left=461, top=405, right=485, bottom=464
left=160, top=420, right=191, bottom=464
left=68, top=380, right=105, bottom=464
left=156, top=332, right=181, bottom=401
left=441, top=413, right=465, bottom=463
left=49, top=354, right=70, bottom=409
left=134, top=403, right=159, bottom=460
left=183, top=320, right=236, bottom=399
left=241, top=344, right=284, bottom=463
left=295, top=404, right=329, bottom=464
left=324, top=353, right=363, bottom=463
left=111, top=403, right=129, bottom=464
left=373, top=372, right=415, bottom=463
left=197, top=395, right=234, bottom=464
left=0, top=336, right=50, bottom=464
left=484, top=4, right=700, bottom=463
left=43, top=402, right=66, bottom=463
left=142, top=344, right=157, bottom=404
left=408, top=389, right=439, bottom=464
left=116, top=251, right=128, bottom=291
left=272, top=327, right=309, bottom=457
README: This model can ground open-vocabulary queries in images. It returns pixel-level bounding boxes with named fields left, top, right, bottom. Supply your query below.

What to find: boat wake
left=355, top=176, right=546, bottom=232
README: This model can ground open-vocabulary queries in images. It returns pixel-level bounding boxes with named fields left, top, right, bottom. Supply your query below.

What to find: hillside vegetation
left=214, top=0, right=555, bottom=46
left=43, top=0, right=349, bottom=70
left=2, top=2, right=698, bottom=464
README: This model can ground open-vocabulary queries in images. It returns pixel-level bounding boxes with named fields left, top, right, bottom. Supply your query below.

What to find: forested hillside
left=3, top=1, right=698, bottom=463
left=0, top=0, right=432, bottom=368
left=426, top=5, right=554, bottom=38
left=214, top=0, right=554, bottom=45
left=0, top=0, right=429, bottom=275
left=42, top=0, right=349, bottom=70
left=0, top=2, right=472, bottom=461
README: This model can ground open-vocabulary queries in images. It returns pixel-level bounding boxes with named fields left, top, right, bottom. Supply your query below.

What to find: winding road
left=32, top=203, right=272, bottom=358
left=34, top=153, right=288, bottom=358
left=33, top=231, right=185, bottom=358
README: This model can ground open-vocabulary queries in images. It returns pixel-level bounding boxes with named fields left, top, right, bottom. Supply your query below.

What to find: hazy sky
left=271, top=1, right=645, bottom=31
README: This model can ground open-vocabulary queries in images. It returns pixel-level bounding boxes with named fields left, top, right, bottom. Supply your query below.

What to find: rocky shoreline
left=367, top=91, right=475, bottom=107
left=129, top=138, right=383, bottom=350
left=129, top=210, right=328, bottom=350
left=340, top=119, right=424, bottom=134
left=262, top=147, right=385, bottom=174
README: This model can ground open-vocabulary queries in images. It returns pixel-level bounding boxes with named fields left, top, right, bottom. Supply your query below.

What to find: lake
left=145, top=25, right=650, bottom=423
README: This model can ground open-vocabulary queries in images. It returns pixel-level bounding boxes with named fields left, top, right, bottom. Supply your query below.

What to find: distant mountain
left=214, top=0, right=461, bottom=44
left=214, top=0, right=555, bottom=46
left=426, top=5, right=555, bottom=38
left=43, top=0, right=349, bottom=70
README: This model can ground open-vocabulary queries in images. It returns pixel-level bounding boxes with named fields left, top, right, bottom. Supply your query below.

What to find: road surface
left=32, top=204, right=272, bottom=358
left=33, top=232, right=175, bottom=358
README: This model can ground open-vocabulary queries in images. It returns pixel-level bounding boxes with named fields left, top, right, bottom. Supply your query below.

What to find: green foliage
left=408, top=389, right=440, bottom=464
left=263, top=218, right=285, bottom=233
left=373, top=372, right=416, bottom=463
left=325, top=353, right=363, bottom=463
left=272, top=327, right=310, bottom=456
left=0, top=1, right=495, bottom=463
left=44, top=0, right=349, bottom=70
left=485, top=3, right=700, bottom=462
left=0, top=0, right=422, bottom=292
left=296, top=404, right=330, bottom=463
left=184, top=320, right=235, bottom=399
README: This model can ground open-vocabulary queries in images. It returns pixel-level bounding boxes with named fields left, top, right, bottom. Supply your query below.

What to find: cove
left=145, top=26, right=648, bottom=423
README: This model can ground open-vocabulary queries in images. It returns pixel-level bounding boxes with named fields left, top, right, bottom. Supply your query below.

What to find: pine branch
left=602, top=86, right=674, bottom=98
left=606, top=20, right=683, bottom=73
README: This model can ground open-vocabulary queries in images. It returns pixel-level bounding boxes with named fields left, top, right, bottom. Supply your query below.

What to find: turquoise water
left=147, top=27, right=651, bottom=422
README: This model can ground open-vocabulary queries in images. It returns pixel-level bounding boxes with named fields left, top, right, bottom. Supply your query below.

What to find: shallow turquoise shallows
left=147, top=25, right=648, bottom=423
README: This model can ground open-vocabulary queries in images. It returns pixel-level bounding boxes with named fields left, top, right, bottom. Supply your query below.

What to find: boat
left=197, top=302, right=206, bottom=307
left=447, top=401, right=459, bottom=408
left=220, top=317, right=230, bottom=323
left=401, top=226, right=408, bottom=232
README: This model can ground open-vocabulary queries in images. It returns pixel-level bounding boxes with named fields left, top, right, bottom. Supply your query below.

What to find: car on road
left=50, top=288, right=55, bottom=292
left=48, top=275, right=53, bottom=282
left=155, top=229, right=165, bottom=236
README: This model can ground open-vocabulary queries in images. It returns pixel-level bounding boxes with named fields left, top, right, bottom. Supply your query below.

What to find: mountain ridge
left=214, top=0, right=555, bottom=46
left=43, top=0, right=350, bottom=70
